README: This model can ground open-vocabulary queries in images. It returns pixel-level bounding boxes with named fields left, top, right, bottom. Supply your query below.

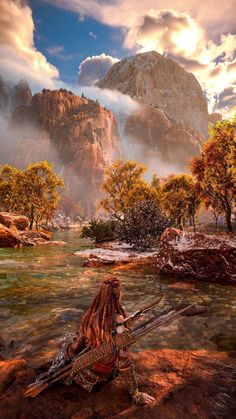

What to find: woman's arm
left=118, top=348, right=155, bottom=405
left=66, top=333, right=86, bottom=358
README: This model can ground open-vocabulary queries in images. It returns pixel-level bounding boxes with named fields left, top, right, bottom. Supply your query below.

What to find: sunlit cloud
left=0, top=0, right=59, bottom=91
left=46, top=0, right=236, bottom=116
left=77, top=53, right=119, bottom=86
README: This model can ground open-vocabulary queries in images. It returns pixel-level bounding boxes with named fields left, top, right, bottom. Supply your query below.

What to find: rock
left=209, top=113, right=222, bottom=125
left=0, top=75, right=32, bottom=115
left=37, top=240, right=68, bottom=246
left=125, top=104, right=204, bottom=170
left=98, top=51, right=209, bottom=136
left=0, top=212, right=29, bottom=230
left=0, top=350, right=235, bottom=418
left=11, top=79, right=32, bottom=109
left=0, top=359, right=27, bottom=394
left=9, top=89, right=121, bottom=215
left=0, top=223, right=22, bottom=247
left=156, top=228, right=236, bottom=284
left=74, top=246, right=157, bottom=267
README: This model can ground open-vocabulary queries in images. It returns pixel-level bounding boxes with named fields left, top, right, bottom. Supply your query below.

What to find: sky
left=0, top=0, right=235, bottom=116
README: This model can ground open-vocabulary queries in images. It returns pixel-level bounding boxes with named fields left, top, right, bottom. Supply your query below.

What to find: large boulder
left=0, top=212, right=29, bottom=230
left=0, top=350, right=235, bottom=418
left=0, top=223, right=22, bottom=247
left=156, top=228, right=236, bottom=284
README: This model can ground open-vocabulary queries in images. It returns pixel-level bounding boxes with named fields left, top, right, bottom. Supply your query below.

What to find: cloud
left=44, top=0, right=236, bottom=38
left=46, top=45, right=64, bottom=55
left=122, top=9, right=236, bottom=115
left=124, top=10, right=205, bottom=58
left=0, top=0, right=59, bottom=91
left=216, top=87, right=236, bottom=117
left=77, top=53, right=119, bottom=86
left=46, top=0, right=236, bottom=116
left=89, top=31, right=97, bottom=39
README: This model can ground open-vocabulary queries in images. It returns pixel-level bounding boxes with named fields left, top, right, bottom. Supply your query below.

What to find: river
left=0, top=229, right=235, bottom=367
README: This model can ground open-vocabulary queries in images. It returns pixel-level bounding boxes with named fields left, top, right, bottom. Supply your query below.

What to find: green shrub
left=81, top=219, right=116, bottom=242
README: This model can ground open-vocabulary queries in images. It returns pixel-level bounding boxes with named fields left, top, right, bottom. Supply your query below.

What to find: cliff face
left=98, top=51, right=208, bottom=136
left=0, top=75, right=32, bottom=115
left=9, top=89, right=121, bottom=214
left=125, top=105, right=204, bottom=170
left=98, top=51, right=209, bottom=170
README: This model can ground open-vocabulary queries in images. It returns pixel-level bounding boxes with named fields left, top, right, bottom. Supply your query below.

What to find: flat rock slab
left=0, top=350, right=235, bottom=419
left=74, top=247, right=157, bottom=267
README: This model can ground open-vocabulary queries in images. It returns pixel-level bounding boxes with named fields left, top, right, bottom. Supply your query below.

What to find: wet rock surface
left=157, top=228, right=236, bottom=284
left=0, top=350, right=235, bottom=419
left=74, top=242, right=157, bottom=267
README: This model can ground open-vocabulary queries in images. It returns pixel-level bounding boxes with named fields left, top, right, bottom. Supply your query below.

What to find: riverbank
left=0, top=349, right=235, bottom=419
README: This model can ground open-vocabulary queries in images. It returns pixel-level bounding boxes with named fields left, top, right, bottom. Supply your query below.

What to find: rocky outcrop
left=156, top=228, right=236, bottom=284
left=9, top=89, right=121, bottom=214
left=209, top=112, right=222, bottom=125
left=0, top=212, right=29, bottom=230
left=0, top=212, right=67, bottom=247
left=0, top=350, right=235, bottom=418
left=125, top=105, right=204, bottom=169
left=0, top=75, right=32, bottom=115
left=98, top=51, right=209, bottom=171
left=0, top=223, right=22, bottom=247
left=98, top=51, right=209, bottom=136
left=11, top=79, right=32, bottom=109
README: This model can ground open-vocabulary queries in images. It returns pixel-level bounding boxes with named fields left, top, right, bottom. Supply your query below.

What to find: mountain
left=0, top=76, right=32, bottom=116
left=98, top=51, right=209, bottom=170
left=7, top=89, right=121, bottom=214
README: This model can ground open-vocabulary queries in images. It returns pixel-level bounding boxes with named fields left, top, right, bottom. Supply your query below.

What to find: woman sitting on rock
left=52, top=275, right=154, bottom=405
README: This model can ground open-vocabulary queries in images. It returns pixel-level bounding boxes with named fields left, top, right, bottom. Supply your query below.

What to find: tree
left=99, top=160, right=159, bottom=220
left=0, top=165, right=19, bottom=212
left=0, top=162, right=64, bottom=229
left=161, top=174, right=201, bottom=230
left=190, top=117, right=236, bottom=232
left=18, top=162, right=64, bottom=229
left=116, top=198, right=170, bottom=250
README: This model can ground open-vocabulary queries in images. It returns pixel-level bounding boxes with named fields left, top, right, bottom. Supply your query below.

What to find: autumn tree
left=99, top=160, right=159, bottom=220
left=161, top=174, right=201, bottom=230
left=0, top=162, right=64, bottom=229
left=190, top=118, right=236, bottom=232
left=0, top=165, right=19, bottom=212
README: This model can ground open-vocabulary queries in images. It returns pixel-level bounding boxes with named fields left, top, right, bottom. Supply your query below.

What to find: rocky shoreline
left=0, top=349, right=235, bottom=419
left=74, top=228, right=236, bottom=285
left=0, top=212, right=67, bottom=247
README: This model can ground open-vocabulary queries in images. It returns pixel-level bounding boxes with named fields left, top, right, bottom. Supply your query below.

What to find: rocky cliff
left=0, top=75, right=32, bottom=115
left=8, top=89, right=121, bottom=214
left=98, top=51, right=209, bottom=170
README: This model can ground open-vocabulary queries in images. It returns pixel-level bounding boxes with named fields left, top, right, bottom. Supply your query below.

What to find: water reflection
left=0, top=229, right=235, bottom=367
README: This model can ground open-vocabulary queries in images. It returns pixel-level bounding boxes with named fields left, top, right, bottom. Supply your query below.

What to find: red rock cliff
left=9, top=89, right=121, bottom=214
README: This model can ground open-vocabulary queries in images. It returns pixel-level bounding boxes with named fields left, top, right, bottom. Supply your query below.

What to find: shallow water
left=0, top=229, right=235, bottom=367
